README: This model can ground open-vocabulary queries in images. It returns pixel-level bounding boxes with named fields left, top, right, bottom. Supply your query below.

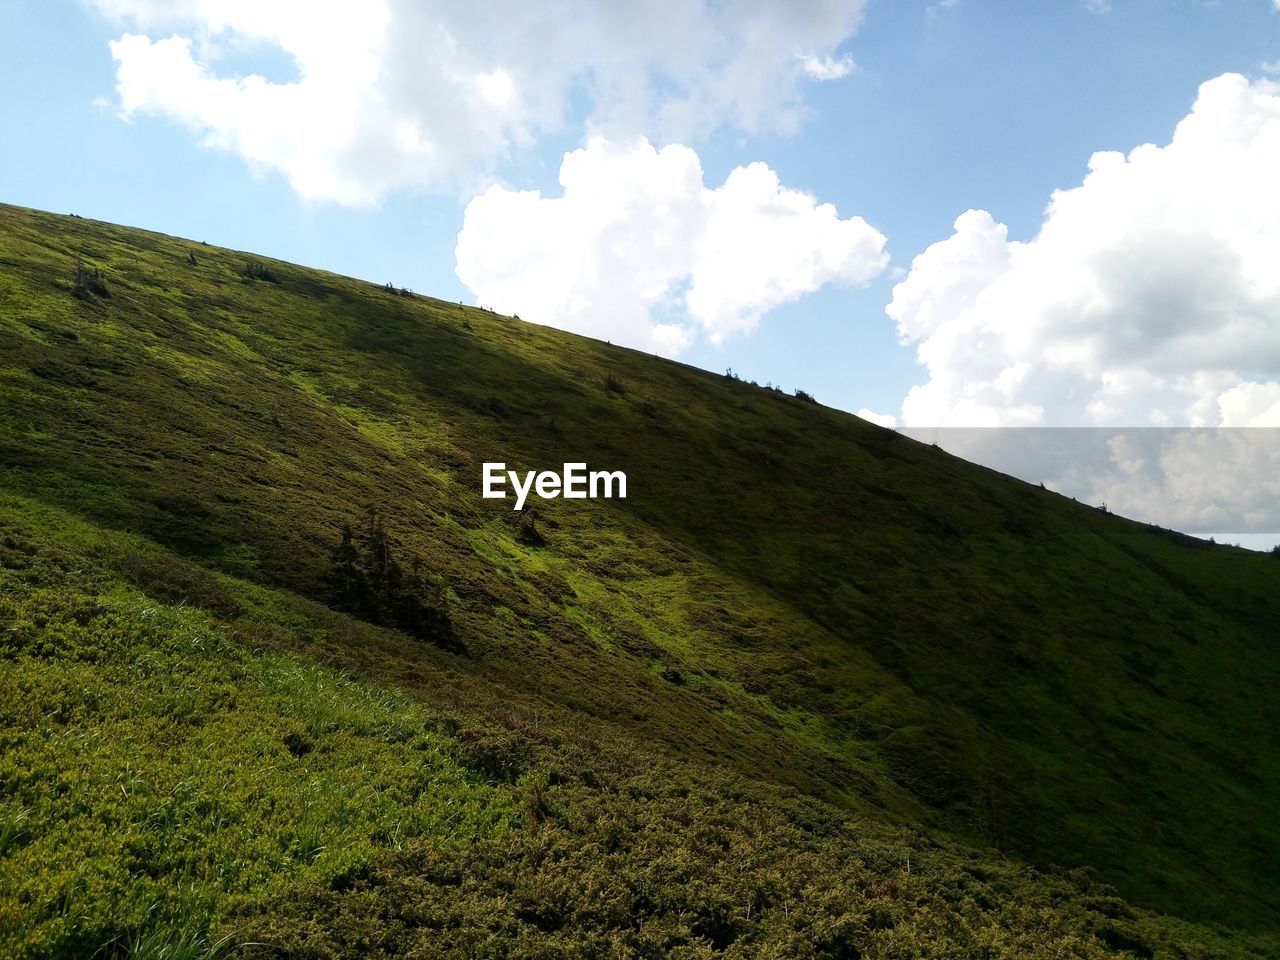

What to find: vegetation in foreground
left=2, top=496, right=1273, bottom=958
left=0, top=203, right=1277, bottom=955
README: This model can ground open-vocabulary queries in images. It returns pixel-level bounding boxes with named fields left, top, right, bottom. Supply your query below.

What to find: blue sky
left=3, top=0, right=1279, bottom=539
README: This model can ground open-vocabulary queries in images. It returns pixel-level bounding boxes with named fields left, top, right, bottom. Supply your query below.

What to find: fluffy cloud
left=899, top=427, right=1280, bottom=536
left=857, top=408, right=898, bottom=428
left=1218, top=381, right=1280, bottom=426
left=887, top=73, right=1280, bottom=428
left=800, top=54, right=856, bottom=80
left=1093, top=429, right=1280, bottom=533
left=454, top=137, right=888, bottom=354
left=93, top=0, right=867, bottom=204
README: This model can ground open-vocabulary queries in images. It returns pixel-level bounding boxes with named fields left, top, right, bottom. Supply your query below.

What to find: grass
left=0, top=202, right=1277, bottom=955
left=0, top=496, right=1273, bottom=959
left=0, top=504, right=517, bottom=957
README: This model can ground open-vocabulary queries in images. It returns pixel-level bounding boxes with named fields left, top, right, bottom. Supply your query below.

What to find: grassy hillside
left=1, top=202, right=1277, bottom=956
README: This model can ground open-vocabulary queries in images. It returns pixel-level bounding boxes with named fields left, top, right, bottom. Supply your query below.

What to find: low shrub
left=241, top=261, right=281, bottom=283
left=458, top=728, right=533, bottom=782
left=323, top=509, right=461, bottom=653
left=115, top=550, right=241, bottom=619
left=72, top=262, right=109, bottom=299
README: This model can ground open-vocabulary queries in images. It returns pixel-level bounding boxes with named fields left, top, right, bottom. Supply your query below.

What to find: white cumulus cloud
left=800, top=54, right=856, bottom=80
left=1093, top=429, right=1280, bottom=534
left=1218, top=381, right=1280, bottom=426
left=455, top=137, right=888, bottom=355
left=857, top=408, right=898, bottom=428
left=887, top=72, right=1280, bottom=428
left=900, top=427, right=1280, bottom=537
left=92, top=0, right=867, bottom=204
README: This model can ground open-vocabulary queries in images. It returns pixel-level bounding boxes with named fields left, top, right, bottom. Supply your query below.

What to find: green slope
left=1, top=203, right=1277, bottom=955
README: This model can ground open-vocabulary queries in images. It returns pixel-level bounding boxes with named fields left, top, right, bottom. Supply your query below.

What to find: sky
left=2, top=0, right=1279, bottom=542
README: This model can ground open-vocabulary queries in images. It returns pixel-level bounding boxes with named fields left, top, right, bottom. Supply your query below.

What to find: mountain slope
left=6, top=495, right=1273, bottom=959
left=1, top=203, right=1278, bottom=953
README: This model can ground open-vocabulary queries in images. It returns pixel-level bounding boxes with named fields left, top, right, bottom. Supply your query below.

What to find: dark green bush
left=323, top=510, right=460, bottom=652
left=458, top=728, right=533, bottom=782
left=72, top=261, right=108, bottom=299
left=241, top=260, right=281, bottom=283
